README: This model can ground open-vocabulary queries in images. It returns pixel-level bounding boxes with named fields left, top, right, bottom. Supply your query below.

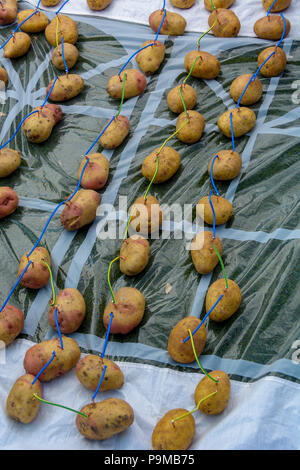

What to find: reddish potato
left=48, top=288, right=86, bottom=334
left=0, top=305, right=24, bottom=346
left=60, top=189, right=100, bottom=231
left=0, top=0, right=17, bottom=26
left=103, top=287, right=145, bottom=335
left=18, top=247, right=51, bottom=290
left=168, top=316, right=207, bottom=364
left=0, top=186, right=18, bottom=219
left=78, top=153, right=109, bottom=190
left=107, top=69, right=147, bottom=100
left=22, top=104, right=63, bottom=143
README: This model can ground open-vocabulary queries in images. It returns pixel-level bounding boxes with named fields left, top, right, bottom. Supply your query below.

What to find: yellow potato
left=107, top=69, right=147, bottom=100
left=22, top=104, right=63, bottom=144
left=218, top=107, right=256, bottom=138
left=6, top=374, right=42, bottom=424
left=184, top=50, right=220, bottom=79
left=60, top=189, right=100, bottom=231
left=42, top=0, right=60, bottom=5
left=0, top=186, right=18, bottom=219
left=17, top=10, right=49, bottom=33
left=230, top=74, right=262, bottom=106
left=0, top=305, right=24, bottom=346
left=0, top=67, right=8, bottom=86
left=4, top=32, right=31, bottom=59
left=120, top=235, right=150, bottom=276
left=257, top=46, right=287, bottom=77
left=262, top=0, right=292, bottom=13
left=45, top=14, right=78, bottom=47
left=204, top=0, right=235, bottom=10
left=51, top=43, right=79, bottom=71
left=46, top=74, right=84, bottom=102
left=194, top=370, right=231, bottom=414
left=171, top=0, right=195, bottom=8
left=152, top=409, right=195, bottom=450
left=76, top=355, right=124, bottom=391
left=191, top=231, right=223, bottom=274
left=208, top=150, right=242, bottom=180
left=76, top=399, right=134, bottom=440
left=206, top=278, right=242, bottom=321
left=209, top=9, right=240, bottom=37
left=168, top=316, right=207, bottom=364
left=142, top=146, right=181, bottom=183
left=0, top=0, right=17, bottom=26
left=0, top=149, right=21, bottom=178
left=176, top=110, right=205, bottom=144
left=103, top=287, right=145, bottom=334
left=99, top=115, right=130, bottom=149
left=129, top=195, right=163, bottom=236
left=167, top=84, right=197, bottom=114
left=254, top=15, right=290, bottom=40
left=48, top=288, right=86, bottom=334
left=136, top=40, right=165, bottom=75
left=197, top=195, right=233, bottom=226
left=149, top=9, right=186, bottom=36
left=78, top=153, right=109, bottom=190
left=18, top=247, right=51, bottom=290
left=87, top=0, right=112, bottom=10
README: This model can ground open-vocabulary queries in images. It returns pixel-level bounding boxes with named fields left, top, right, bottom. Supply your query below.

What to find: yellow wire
left=172, top=391, right=217, bottom=424
left=107, top=256, right=120, bottom=304
left=42, top=260, right=56, bottom=306
left=55, top=15, right=60, bottom=51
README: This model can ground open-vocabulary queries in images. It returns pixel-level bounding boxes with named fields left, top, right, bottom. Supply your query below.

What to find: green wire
left=213, top=244, right=229, bottom=289
left=42, top=260, right=56, bottom=306
left=144, top=155, right=160, bottom=200
left=33, top=394, right=88, bottom=418
left=211, top=0, right=216, bottom=10
left=184, top=55, right=201, bottom=84
left=188, top=329, right=219, bottom=383
left=116, top=72, right=127, bottom=117
left=107, top=256, right=120, bottom=304
left=197, top=19, right=217, bottom=47
left=179, top=86, right=188, bottom=118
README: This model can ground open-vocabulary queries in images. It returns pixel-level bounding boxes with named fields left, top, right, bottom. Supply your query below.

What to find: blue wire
left=236, top=74, right=256, bottom=109
left=277, top=13, right=286, bottom=48
left=0, top=261, right=33, bottom=313
left=32, top=351, right=56, bottom=385
left=67, top=157, right=90, bottom=201
left=209, top=190, right=216, bottom=240
left=210, top=155, right=220, bottom=196
left=42, top=76, right=59, bottom=107
left=56, top=0, right=71, bottom=15
left=54, top=308, right=64, bottom=350
left=229, top=112, right=235, bottom=151
left=253, top=51, right=276, bottom=80
left=60, top=37, right=69, bottom=74
left=36, top=0, right=42, bottom=8
left=118, top=43, right=154, bottom=76
left=267, top=0, right=278, bottom=15
left=155, top=8, right=167, bottom=41
left=0, top=110, right=39, bottom=151
left=84, top=116, right=116, bottom=156
left=14, top=10, right=39, bottom=33
left=92, top=365, right=107, bottom=401
left=162, top=0, right=166, bottom=9
left=101, top=313, right=114, bottom=358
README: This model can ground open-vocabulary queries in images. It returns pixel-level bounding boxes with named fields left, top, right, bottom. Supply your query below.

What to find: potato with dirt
left=208, top=150, right=242, bottom=180
left=142, top=147, right=181, bottom=183
left=194, top=370, right=231, bottom=414
left=184, top=50, right=220, bottom=79
left=176, top=110, right=206, bottom=144
left=107, top=69, right=147, bottom=100
left=46, top=74, right=84, bottom=102
left=51, top=43, right=79, bottom=71
left=257, top=46, right=287, bottom=77
left=99, top=115, right=130, bottom=149
left=206, top=278, right=242, bottom=321
left=149, top=9, right=186, bottom=36
left=45, top=14, right=78, bottom=47
left=168, top=316, right=207, bottom=364
left=48, top=288, right=86, bottom=334
left=230, top=74, right=263, bottom=106
left=0, top=305, right=24, bottom=346
left=76, top=398, right=134, bottom=440
left=78, top=153, right=109, bottom=190
left=60, top=189, right=100, bottom=231
left=4, top=32, right=31, bottom=59
left=0, top=186, right=18, bottom=219
left=191, top=231, right=223, bottom=275
left=17, top=10, right=49, bottom=33
left=136, top=40, right=165, bottom=75
left=171, top=0, right=195, bottom=8
left=0, top=67, right=8, bottom=87
left=76, top=355, right=124, bottom=392
left=129, top=195, right=163, bottom=236
left=262, top=0, right=292, bottom=13
left=196, top=195, right=233, bottom=226
left=204, top=0, right=235, bottom=10
left=0, top=0, right=17, bottom=26
left=218, top=107, right=256, bottom=138
left=0, top=149, right=21, bottom=178
left=254, top=15, right=290, bottom=40
left=6, top=374, right=42, bottom=424
left=103, top=287, right=145, bottom=335
left=152, top=409, right=195, bottom=450
left=208, top=8, right=240, bottom=37
left=167, top=84, right=197, bottom=114
left=18, top=247, right=51, bottom=290
left=24, top=336, right=81, bottom=382
left=120, top=235, right=150, bottom=276
left=22, top=104, right=63, bottom=144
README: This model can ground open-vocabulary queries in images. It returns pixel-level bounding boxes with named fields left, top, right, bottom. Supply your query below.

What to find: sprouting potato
left=60, top=189, right=100, bottom=231
left=17, top=10, right=49, bottom=33
left=129, top=195, right=163, bottom=236
left=208, top=8, right=240, bottom=37
left=152, top=409, right=196, bottom=450
left=48, top=288, right=86, bottom=334
left=87, top=0, right=112, bottom=10
left=120, top=235, right=150, bottom=276
left=51, top=43, right=79, bottom=71
left=257, top=46, right=287, bottom=78
left=206, top=278, right=242, bottom=321
left=176, top=110, right=206, bottom=144
left=136, top=40, right=165, bottom=75
left=142, top=146, right=181, bottom=184
left=76, top=355, right=124, bottom=392
left=230, top=74, right=263, bottom=106
left=46, top=74, right=84, bottom=102
left=149, top=9, right=186, bottom=36
left=0, top=0, right=17, bottom=26
left=77, top=153, right=109, bottom=190
left=168, top=316, right=207, bottom=364
left=196, top=195, right=233, bottom=226
left=218, top=107, right=256, bottom=138
left=18, top=247, right=51, bottom=290
left=254, top=15, right=290, bottom=40
left=204, top=0, right=235, bottom=10
left=194, top=370, right=231, bottom=414
left=45, top=14, right=78, bottom=47
left=0, top=304, right=24, bottom=346
left=184, top=50, right=220, bottom=79
left=99, top=115, right=130, bottom=149
left=167, top=84, right=197, bottom=114
left=262, top=0, right=292, bottom=13
left=171, top=0, right=195, bottom=8
left=6, top=374, right=42, bottom=424
left=107, top=69, right=147, bottom=100
left=0, top=186, right=18, bottom=219
left=103, top=287, right=145, bottom=334
left=191, top=231, right=223, bottom=274
left=22, top=104, right=63, bottom=144
left=0, top=67, right=8, bottom=86
left=4, top=32, right=31, bottom=59
left=208, top=150, right=242, bottom=180
left=0, top=149, right=21, bottom=178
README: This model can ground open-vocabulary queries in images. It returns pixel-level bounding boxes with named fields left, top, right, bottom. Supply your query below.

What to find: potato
left=103, top=287, right=145, bottom=334
left=152, top=409, right=195, bottom=450
left=149, top=9, right=186, bottom=36
left=99, top=115, right=130, bottom=149
left=24, top=336, right=81, bottom=382
left=208, top=8, right=240, bottom=37
left=17, top=10, right=49, bottom=33
left=120, top=235, right=150, bottom=276
left=51, top=43, right=79, bottom=71
left=78, top=153, right=109, bottom=190
left=0, top=186, right=18, bottom=219
left=254, top=15, right=290, bottom=40
left=42, top=0, right=60, bottom=5
left=0, top=0, right=17, bottom=26
left=194, top=370, right=230, bottom=414
left=208, top=150, right=242, bottom=180
left=18, top=247, right=51, bottom=290
left=76, top=399, right=134, bottom=440
left=167, top=84, right=197, bottom=114
left=171, top=0, right=195, bottom=8
left=22, top=104, right=63, bottom=143
left=136, top=40, right=165, bottom=75
left=4, top=32, right=31, bottom=59
left=0, top=67, right=8, bottom=86
left=60, top=189, right=100, bottom=231
left=218, top=107, right=256, bottom=138
left=0, top=149, right=21, bottom=178
left=176, top=110, right=205, bottom=144
left=48, top=288, right=86, bottom=334
left=257, top=46, right=287, bottom=78
left=129, top=195, right=163, bottom=236
left=230, top=74, right=262, bottom=106
left=206, top=278, right=242, bottom=321
left=196, top=195, right=233, bottom=225
left=107, top=69, right=146, bottom=100
left=0, top=305, right=24, bottom=346
left=184, top=50, right=220, bottom=79
left=45, top=14, right=78, bottom=47
left=6, top=374, right=42, bottom=424
left=87, top=0, right=112, bottom=10
left=76, top=355, right=124, bottom=392
left=262, top=0, right=292, bottom=13
left=204, top=0, right=235, bottom=10
left=168, top=316, right=207, bottom=364
left=191, top=231, right=223, bottom=275
left=142, top=146, right=181, bottom=183
left=46, top=74, right=84, bottom=102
